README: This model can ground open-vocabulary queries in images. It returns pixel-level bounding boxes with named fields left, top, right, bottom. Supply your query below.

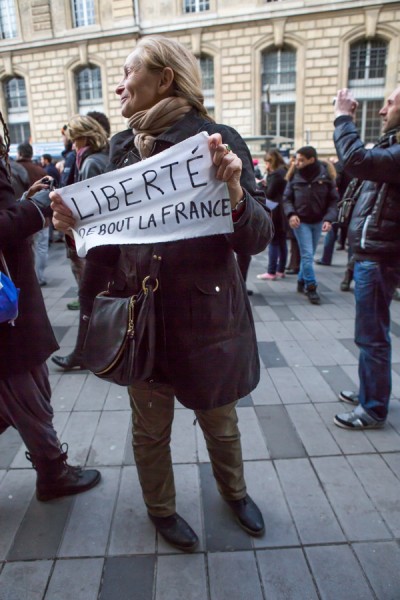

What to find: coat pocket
left=191, top=279, right=235, bottom=345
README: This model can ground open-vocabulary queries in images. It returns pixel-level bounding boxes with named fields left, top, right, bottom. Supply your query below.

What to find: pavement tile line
left=0, top=241, right=399, bottom=599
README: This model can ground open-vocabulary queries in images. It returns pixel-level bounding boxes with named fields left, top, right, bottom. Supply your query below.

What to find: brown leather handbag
left=83, top=248, right=162, bottom=386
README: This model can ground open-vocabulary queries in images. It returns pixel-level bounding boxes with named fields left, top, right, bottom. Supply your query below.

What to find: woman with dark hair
left=257, top=149, right=288, bottom=280
left=51, top=35, right=272, bottom=552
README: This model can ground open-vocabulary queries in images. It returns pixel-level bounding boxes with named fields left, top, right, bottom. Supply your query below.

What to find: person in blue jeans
left=283, top=146, right=338, bottom=304
left=333, top=86, right=400, bottom=430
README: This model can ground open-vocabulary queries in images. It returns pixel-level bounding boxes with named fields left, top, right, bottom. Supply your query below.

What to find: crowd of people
left=1, top=34, right=400, bottom=554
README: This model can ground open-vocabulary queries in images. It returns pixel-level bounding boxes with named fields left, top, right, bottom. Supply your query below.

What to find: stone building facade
left=0, top=0, right=399, bottom=157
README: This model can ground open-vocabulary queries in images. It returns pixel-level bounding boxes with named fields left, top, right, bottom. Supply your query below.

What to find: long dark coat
left=0, top=162, right=58, bottom=379
left=81, top=111, right=273, bottom=410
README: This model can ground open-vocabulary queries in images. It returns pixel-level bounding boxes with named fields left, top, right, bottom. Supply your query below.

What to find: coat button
left=215, top=286, right=220, bottom=292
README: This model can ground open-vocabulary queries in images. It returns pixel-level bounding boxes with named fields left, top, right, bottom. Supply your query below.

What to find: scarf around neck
left=128, top=96, right=192, bottom=159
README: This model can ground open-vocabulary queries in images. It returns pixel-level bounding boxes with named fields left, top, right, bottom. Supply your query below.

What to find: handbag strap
left=0, top=251, right=13, bottom=281
left=143, top=243, right=164, bottom=293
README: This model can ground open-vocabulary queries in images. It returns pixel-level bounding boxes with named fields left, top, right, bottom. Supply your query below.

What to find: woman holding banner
left=51, top=35, right=272, bottom=552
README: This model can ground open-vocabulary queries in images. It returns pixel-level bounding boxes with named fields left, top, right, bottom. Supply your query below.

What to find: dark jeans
left=321, top=223, right=338, bottom=265
left=354, top=260, right=400, bottom=420
left=268, top=235, right=287, bottom=274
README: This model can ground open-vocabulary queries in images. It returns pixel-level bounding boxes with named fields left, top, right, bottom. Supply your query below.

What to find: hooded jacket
left=334, top=115, right=400, bottom=261
left=283, top=160, right=339, bottom=224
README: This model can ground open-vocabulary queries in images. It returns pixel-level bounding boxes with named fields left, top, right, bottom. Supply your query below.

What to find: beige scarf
left=128, top=97, right=192, bottom=159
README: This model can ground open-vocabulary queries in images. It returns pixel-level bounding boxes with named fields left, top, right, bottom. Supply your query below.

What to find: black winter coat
left=81, top=110, right=273, bottom=410
left=334, top=116, right=400, bottom=261
left=265, top=166, right=288, bottom=237
left=283, top=161, right=339, bottom=224
left=0, top=162, right=58, bottom=379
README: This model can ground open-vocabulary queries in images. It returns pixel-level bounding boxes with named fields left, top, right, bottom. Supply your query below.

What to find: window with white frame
left=3, top=77, right=31, bottom=144
left=261, top=46, right=296, bottom=139
left=0, top=0, right=17, bottom=39
left=184, top=0, right=209, bottom=14
left=199, top=54, right=214, bottom=118
left=71, top=0, right=95, bottom=27
left=75, top=65, right=103, bottom=112
left=348, top=39, right=387, bottom=144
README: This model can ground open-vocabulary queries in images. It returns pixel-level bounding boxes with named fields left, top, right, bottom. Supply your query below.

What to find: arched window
left=0, top=0, right=17, bottom=39
left=3, top=77, right=31, bottom=144
left=71, top=0, right=95, bottom=27
left=261, top=46, right=296, bottom=139
left=199, top=54, right=214, bottom=118
left=75, top=65, right=103, bottom=113
left=348, top=39, right=387, bottom=143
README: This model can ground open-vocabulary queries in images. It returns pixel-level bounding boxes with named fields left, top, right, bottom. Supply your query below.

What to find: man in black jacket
left=283, top=146, right=338, bottom=304
left=0, top=126, right=101, bottom=500
left=333, top=86, right=400, bottom=430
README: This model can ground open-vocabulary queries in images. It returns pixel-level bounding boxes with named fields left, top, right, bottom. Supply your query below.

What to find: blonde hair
left=135, top=35, right=214, bottom=121
left=67, top=115, right=108, bottom=152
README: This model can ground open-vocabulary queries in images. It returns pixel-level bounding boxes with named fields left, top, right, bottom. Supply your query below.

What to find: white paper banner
left=58, top=132, right=233, bottom=257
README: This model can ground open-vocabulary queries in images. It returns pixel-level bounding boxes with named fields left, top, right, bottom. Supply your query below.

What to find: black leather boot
left=26, top=444, right=101, bottom=502
left=51, top=315, right=89, bottom=370
left=148, top=513, right=199, bottom=552
left=340, top=268, right=353, bottom=292
left=226, top=494, right=265, bottom=536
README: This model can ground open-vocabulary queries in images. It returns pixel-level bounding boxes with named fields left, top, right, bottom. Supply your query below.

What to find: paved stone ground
left=1, top=239, right=400, bottom=600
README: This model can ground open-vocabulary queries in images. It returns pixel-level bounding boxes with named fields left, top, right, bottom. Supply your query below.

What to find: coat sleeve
left=282, top=180, right=296, bottom=218
left=334, top=116, right=400, bottom=184
left=323, top=178, right=339, bottom=222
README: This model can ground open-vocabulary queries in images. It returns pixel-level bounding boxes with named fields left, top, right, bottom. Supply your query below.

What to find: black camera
left=41, top=177, right=55, bottom=191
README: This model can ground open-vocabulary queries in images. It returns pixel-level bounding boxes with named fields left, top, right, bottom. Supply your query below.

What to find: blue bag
left=0, top=252, right=19, bottom=325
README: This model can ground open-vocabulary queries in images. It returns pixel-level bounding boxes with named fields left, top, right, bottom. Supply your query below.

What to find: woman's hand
left=50, top=191, right=76, bottom=234
left=208, top=133, right=244, bottom=210
left=26, top=176, right=53, bottom=198
left=322, top=220, right=332, bottom=232
left=289, top=215, right=300, bottom=229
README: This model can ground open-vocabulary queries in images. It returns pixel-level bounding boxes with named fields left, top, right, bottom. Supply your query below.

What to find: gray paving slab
left=44, top=558, right=104, bottom=600
left=318, top=364, right=357, bottom=397
left=292, top=365, right=337, bottom=403
left=268, top=367, right=310, bottom=404
left=305, top=544, right=375, bottom=600
left=352, top=541, right=400, bottom=600
left=255, top=405, right=306, bottom=459
left=257, top=548, right=319, bottom=600
left=88, top=410, right=131, bottom=466
left=286, top=403, right=341, bottom=456
left=257, top=340, right=288, bottom=368
left=347, top=454, right=400, bottom=537
left=250, top=368, right=282, bottom=405
left=276, top=340, right=313, bottom=367
left=0, top=560, right=53, bottom=600
left=0, top=469, right=36, bottom=560
left=7, top=495, right=74, bottom=561
left=244, top=460, right=299, bottom=548
left=155, top=554, right=207, bottom=600
left=275, top=458, right=345, bottom=545
left=314, top=402, right=377, bottom=454
left=382, top=451, right=400, bottom=480
left=0, top=427, right=22, bottom=469
left=50, top=373, right=86, bottom=412
left=312, top=456, right=392, bottom=541
left=99, top=556, right=155, bottom=600
left=73, top=374, right=110, bottom=411
left=207, top=551, right=264, bottom=600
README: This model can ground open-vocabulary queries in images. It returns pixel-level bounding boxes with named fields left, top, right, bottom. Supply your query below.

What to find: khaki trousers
left=129, top=380, right=247, bottom=517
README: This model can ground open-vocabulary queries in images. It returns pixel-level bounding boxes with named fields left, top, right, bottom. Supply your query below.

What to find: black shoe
left=339, top=390, right=359, bottom=405
left=285, top=268, right=299, bottom=275
left=315, top=259, right=330, bottom=266
left=26, top=445, right=101, bottom=502
left=306, top=284, right=320, bottom=305
left=340, top=280, right=351, bottom=291
left=149, top=513, right=199, bottom=552
left=226, top=494, right=265, bottom=537
left=51, top=352, right=85, bottom=370
left=247, top=289, right=254, bottom=296
left=297, top=279, right=305, bottom=293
